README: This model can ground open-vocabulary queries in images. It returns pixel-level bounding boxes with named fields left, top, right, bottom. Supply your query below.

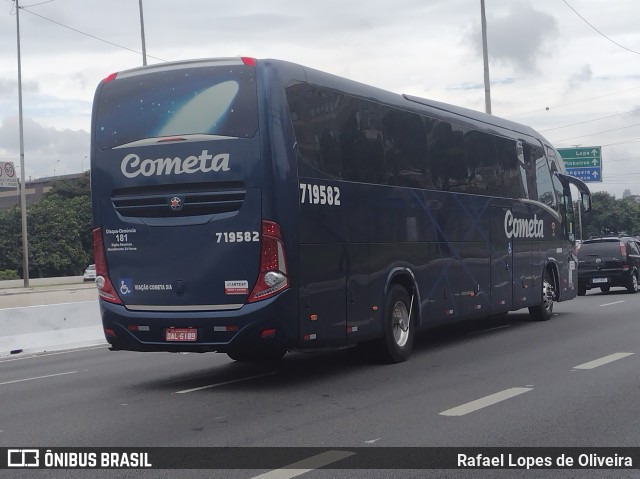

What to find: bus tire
left=378, top=284, right=415, bottom=363
left=529, top=269, right=555, bottom=321
left=227, top=348, right=286, bottom=362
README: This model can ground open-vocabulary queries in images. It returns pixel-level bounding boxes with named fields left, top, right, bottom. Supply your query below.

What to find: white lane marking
left=439, top=387, right=533, bottom=417
left=250, top=450, right=355, bottom=479
left=175, top=372, right=276, bottom=394
left=599, top=301, right=625, bottom=307
left=0, top=300, right=97, bottom=312
left=364, top=438, right=381, bottom=444
left=0, top=370, right=78, bottom=386
left=468, top=325, right=511, bottom=335
left=573, top=352, right=634, bottom=370
left=0, top=345, right=106, bottom=363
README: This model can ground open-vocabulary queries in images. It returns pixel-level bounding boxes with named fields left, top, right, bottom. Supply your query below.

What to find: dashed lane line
left=0, top=370, right=78, bottom=386
left=573, top=352, right=634, bottom=370
left=249, top=450, right=355, bottom=479
left=174, top=372, right=276, bottom=394
left=439, top=387, right=533, bottom=417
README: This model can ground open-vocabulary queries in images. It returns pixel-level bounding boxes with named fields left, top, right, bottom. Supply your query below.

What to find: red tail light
left=241, top=57, right=257, bottom=67
left=620, top=242, right=630, bottom=271
left=93, top=228, right=122, bottom=304
left=103, top=72, right=118, bottom=84
left=248, top=221, right=289, bottom=303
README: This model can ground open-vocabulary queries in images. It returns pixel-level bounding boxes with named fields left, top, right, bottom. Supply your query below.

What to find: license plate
left=592, top=278, right=608, bottom=284
left=165, top=328, right=197, bottom=341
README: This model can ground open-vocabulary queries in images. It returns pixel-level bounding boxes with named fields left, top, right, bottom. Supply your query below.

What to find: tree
left=581, top=192, right=640, bottom=238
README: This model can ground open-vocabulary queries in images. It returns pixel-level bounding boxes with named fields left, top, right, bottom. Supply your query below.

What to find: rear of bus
left=90, top=58, right=294, bottom=357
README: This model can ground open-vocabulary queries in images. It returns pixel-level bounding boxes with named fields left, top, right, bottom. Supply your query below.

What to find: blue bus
left=90, top=57, right=591, bottom=363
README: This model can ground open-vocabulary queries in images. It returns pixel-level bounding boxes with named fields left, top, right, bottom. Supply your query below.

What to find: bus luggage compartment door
left=298, top=244, right=347, bottom=347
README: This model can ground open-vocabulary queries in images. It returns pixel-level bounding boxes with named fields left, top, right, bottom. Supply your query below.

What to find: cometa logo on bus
left=120, top=150, right=230, bottom=178
left=504, top=210, right=544, bottom=239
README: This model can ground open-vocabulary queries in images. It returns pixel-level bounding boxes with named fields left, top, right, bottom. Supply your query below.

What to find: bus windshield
left=95, top=63, right=258, bottom=150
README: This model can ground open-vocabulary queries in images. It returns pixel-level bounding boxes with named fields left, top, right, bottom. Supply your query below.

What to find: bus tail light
left=93, top=228, right=122, bottom=304
left=248, top=221, right=289, bottom=303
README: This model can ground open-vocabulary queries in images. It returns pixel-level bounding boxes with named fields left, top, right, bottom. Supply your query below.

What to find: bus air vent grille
left=111, top=182, right=246, bottom=218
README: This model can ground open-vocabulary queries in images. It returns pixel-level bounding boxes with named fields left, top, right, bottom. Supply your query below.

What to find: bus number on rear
left=299, top=183, right=341, bottom=206
left=216, top=231, right=259, bottom=243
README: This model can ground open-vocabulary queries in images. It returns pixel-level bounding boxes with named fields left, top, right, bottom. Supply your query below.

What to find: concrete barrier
left=0, top=277, right=106, bottom=357
left=0, top=275, right=84, bottom=290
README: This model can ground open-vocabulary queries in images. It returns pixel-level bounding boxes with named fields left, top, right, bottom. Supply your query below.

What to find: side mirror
left=581, top=192, right=592, bottom=213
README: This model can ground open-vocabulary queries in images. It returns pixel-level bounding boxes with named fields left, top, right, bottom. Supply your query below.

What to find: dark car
left=577, top=237, right=640, bottom=295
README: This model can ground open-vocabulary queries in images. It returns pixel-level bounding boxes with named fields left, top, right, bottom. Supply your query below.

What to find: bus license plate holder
left=165, top=328, right=198, bottom=342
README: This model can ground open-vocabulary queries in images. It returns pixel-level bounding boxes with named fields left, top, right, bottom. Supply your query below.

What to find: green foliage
left=579, top=192, right=640, bottom=239
left=0, top=269, right=19, bottom=280
left=0, top=175, right=92, bottom=279
left=27, top=195, right=92, bottom=277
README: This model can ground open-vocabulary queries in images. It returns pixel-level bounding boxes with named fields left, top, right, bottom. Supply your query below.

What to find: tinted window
left=493, top=137, right=524, bottom=198
left=534, top=149, right=556, bottom=207
left=579, top=241, right=621, bottom=256
left=381, top=107, right=432, bottom=188
left=341, top=100, right=385, bottom=184
left=627, top=240, right=640, bottom=255
left=463, top=129, right=495, bottom=195
left=288, top=85, right=385, bottom=184
left=428, top=121, right=467, bottom=191
left=521, top=141, right=541, bottom=200
left=96, top=64, right=258, bottom=150
left=287, top=84, right=345, bottom=179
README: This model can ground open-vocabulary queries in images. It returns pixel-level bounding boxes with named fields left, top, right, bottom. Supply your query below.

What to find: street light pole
left=480, top=0, right=492, bottom=114
left=138, top=0, right=147, bottom=66
left=15, top=0, right=30, bottom=287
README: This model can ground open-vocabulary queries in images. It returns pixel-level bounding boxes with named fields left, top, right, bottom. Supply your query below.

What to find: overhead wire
left=561, top=0, right=640, bottom=55
left=17, top=4, right=168, bottom=62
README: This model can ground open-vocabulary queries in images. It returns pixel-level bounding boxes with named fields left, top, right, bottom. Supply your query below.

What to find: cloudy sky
left=0, top=0, right=639, bottom=197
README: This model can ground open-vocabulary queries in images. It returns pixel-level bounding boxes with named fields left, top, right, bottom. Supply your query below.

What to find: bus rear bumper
left=99, top=289, right=297, bottom=354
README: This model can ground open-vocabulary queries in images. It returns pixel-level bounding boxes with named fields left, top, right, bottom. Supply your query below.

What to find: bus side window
left=381, top=107, right=432, bottom=188
left=286, top=83, right=344, bottom=179
left=463, top=129, right=494, bottom=196
left=530, top=144, right=556, bottom=208
left=428, top=121, right=467, bottom=191
left=340, top=99, right=385, bottom=184
left=493, top=137, right=525, bottom=199
left=521, top=141, right=539, bottom=200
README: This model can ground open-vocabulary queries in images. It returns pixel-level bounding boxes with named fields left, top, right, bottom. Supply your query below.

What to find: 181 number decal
left=299, top=183, right=341, bottom=206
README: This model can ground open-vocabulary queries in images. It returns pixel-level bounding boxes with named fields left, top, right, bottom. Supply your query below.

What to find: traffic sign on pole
left=558, top=147, right=602, bottom=183
left=0, top=161, right=19, bottom=188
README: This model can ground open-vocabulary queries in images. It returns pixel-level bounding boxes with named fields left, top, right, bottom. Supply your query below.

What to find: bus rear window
left=95, top=64, right=258, bottom=150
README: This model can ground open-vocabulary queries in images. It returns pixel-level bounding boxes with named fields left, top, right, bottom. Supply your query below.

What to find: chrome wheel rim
left=392, top=300, right=410, bottom=347
left=542, top=278, right=554, bottom=313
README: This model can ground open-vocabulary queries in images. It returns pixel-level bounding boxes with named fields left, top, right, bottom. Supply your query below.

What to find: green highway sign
left=557, top=146, right=602, bottom=183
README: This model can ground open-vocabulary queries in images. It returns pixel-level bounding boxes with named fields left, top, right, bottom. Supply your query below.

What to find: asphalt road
left=1, top=288, right=639, bottom=479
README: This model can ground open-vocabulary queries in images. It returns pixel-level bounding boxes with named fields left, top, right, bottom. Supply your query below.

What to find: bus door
left=511, top=202, right=534, bottom=309
left=490, top=206, right=513, bottom=314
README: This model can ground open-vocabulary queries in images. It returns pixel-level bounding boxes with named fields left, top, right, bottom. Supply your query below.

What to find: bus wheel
left=529, top=270, right=555, bottom=321
left=227, top=348, right=286, bottom=362
left=378, top=284, right=415, bottom=363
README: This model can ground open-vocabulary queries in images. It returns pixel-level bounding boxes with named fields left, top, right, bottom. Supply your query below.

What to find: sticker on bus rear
left=225, top=280, right=248, bottom=295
